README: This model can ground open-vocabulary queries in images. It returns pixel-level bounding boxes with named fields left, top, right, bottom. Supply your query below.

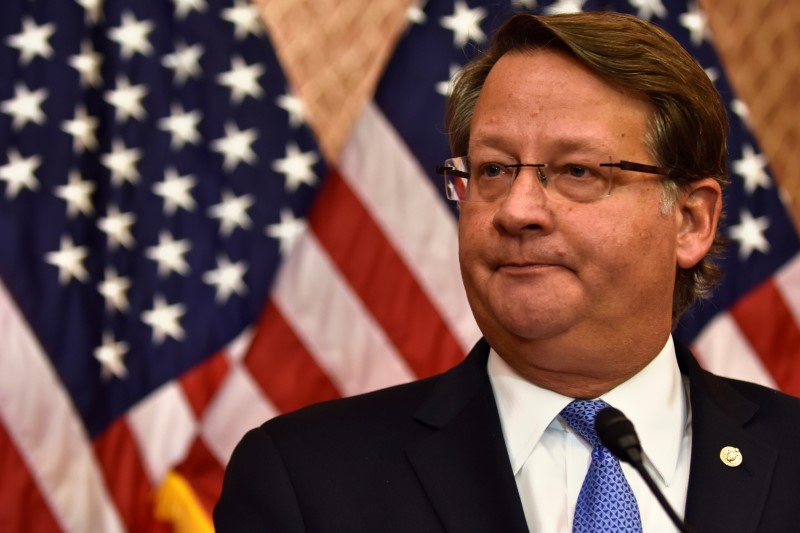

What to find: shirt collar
left=487, top=335, right=687, bottom=486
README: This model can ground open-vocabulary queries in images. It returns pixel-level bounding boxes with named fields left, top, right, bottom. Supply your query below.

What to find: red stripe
left=0, top=419, right=61, bottom=532
left=174, top=437, right=225, bottom=518
left=245, top=299, right=342, bottom=413
left=730, top=278, right=800, bottom=396
left=93, top=419, right=170, bottom=533
left=180, top=351, right=230, bottom=418
left=310, top=169, right=465, bottom=378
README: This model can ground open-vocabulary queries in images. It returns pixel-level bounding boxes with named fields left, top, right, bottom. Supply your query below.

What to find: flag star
left=0, top=149, right=40, bottom=199
left=211, top=122, right=258, bottom=172
left=407, top=0, right=427, bottom=25
left=733, top=144, right=770, bottom=195
left=6, top=17, right=55, bottom=65
left=45, top=235, right=89, bottom=285
left=221, top=0, right=263, bottom=40
left=731, top=99, right=749, bottom=124
left=153, top=168, right=196, bottom=214
left=679, top=2, right=710, bottom=47
left=544, top=0, right=586, bottom=14
left=98, top=268, right=131, bottom=313
left=162, top=41, right=204, bottom=85
left=94, top=332, right=129, bottom=380
left=207, top=190, right=254, bottom=236
left=105, top=76, right=148, bottom=123
left=440, top=1, right=487, bottom=48
left=109, top=11, right=154, bottom=59
left=272, top=142, right=319, bottom=192
left=62, top=105, right=100, bottom=153
left=203, top=254, right=248, bottom=303
left=69, top=40, right=103, bottom=88
left=266, top=208, right=307, bottom=255
left=217, top=56, right=265, bottom=104
left=75, top=0, right=104, bottom=25
left=729, top=209, right=770, bottom=261
left=101, top=139, right=142, bottom=185
left=173, top=0, right=208, bottom=20
left=629, top=0, right=667, bottom=20
left=54, top=171, right=95, bottom=218
left=275, top=91, right=306, bottom=128
left=158, top=104, right=202, bottom=149
left=704, top=66, right=719, bottom=84
left=435, top=63, right=462, bottom=96
left=1, top=83, right=48, bottom=131
left=146, top=231, right=191, bottom=277
left=98, top=205, right=136, bottom=250
left=512, top=0, right=536, bottom=7
left=141, top=295, right=186, bottom=345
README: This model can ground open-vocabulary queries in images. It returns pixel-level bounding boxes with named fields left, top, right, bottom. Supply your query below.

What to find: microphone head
left=595, top=406, right=643, bottom=465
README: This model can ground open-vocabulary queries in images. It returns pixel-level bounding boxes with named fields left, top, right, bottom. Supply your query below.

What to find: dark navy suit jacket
left=214, top=339, right=800, bottom=532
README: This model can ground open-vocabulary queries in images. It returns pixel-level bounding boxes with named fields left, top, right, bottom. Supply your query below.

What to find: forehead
left=469, top=50, right=653, bottom=156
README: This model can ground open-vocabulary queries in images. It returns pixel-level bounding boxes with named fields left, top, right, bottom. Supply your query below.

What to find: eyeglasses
left=437, top=154, right=675, bottom=203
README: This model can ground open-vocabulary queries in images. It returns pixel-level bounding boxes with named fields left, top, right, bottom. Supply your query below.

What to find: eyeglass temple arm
left=436, top=166, right=469, bottom=178
left=601, top=160, right=675, bottom=177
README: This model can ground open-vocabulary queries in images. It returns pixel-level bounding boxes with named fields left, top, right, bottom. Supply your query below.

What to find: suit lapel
left=406, top=339, right=528, bottom=533
left=679, top=344, right=777, bottom=533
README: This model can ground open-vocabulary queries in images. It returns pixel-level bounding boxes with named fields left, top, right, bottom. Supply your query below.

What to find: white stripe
left=273, top=231, right=417, bottom=396
left=0, top=280, right=125, bottom=532
left=126, top=382, right=197, bottom=483
left=339, top=102, right=481, bottom=352
left=774, top=251, right=800, bottom=323
left=692, top=312, right=777, bottom=389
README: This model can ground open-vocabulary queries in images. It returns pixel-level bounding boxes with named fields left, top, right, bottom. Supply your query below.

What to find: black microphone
left=595, top=407, right=695, bottom=533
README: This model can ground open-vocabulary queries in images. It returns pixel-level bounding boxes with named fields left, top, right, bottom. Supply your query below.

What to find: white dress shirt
left=487, top=335, right=691, bottom=533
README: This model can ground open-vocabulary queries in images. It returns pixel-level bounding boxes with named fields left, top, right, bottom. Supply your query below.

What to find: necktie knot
left=560, top=399, right=608, bottom=449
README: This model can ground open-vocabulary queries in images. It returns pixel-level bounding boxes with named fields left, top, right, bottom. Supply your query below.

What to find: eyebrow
left=469, top=135, right=612, bottom=156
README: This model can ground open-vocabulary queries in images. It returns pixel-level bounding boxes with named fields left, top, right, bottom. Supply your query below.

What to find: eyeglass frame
left=436, top=157, right=677, bottom=203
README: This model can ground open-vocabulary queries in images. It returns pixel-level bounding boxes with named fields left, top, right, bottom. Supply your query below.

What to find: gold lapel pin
left=720, top=446, right=743, bottom=467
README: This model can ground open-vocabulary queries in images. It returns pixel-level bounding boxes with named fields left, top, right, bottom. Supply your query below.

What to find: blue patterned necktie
left=560, top=400, right=643, bottom=533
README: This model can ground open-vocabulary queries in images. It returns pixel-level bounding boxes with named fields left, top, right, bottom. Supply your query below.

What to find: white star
left=512, top=0, right=536, bottom=7
left=221, top=0, right=263, bottom=40
left=141, top=295, right=186, bottom=345
left=146, top=231, right=191, bottom=277
left=6, top=17, right=55, bottom=65
left=98, top=268, right=131, bottom=313
left=62, top=105, right=100, bottom=153
left=173, top=0, right=207, bottom=20
left=94, top=332, right=129, bottom=380
left=266, top=208, right=307, bottom=255
left=158, top=103, right=202, bottom=149
left=544, top=0, right=586, bottom=14
left=704, top=66, right=719, bottom=84
left=733, top=144, right=770, bottom=195
left=440, top=1, right=486, bottom=48
left=679, top=2, right=710, bottom=47
left=101, top=139, right=142, bottom=186
left=729, top=209, right=770, bottom=261
left=105, top=76, right=148, bottom=123
left=211, top=122, right=258, bottom=172
left=153, top=168, right=196, bottom=214
left=54, top=171, right=95, bottom=218
left=0, top=149, right=40, bottom=199
left=217, top=56, right=265, bottom=104
left=98, top=205, right=136, bottom=250
left=208, top=190, right=254, bottom=236
left=272, top=142, right=319, bottom=193
left=74, top=0, right=104, bottom=25
left=407, top=0, right=428, bottom=25
left=203, top=254, right=248, bottom=303
left=45, top=235, right=89, bottom=285
left=629, top=0, right=667, bottom=20
left=69, top=40, right=103, bottom=88
left=162, top=41, right=204, bottom=85
left=731, top=99, right=749, bottom=124
left=435, top=63, right=462, bottom=96
left=109, top=11, right=154, bottom=59
left=275, top=91, right=306, bottom=128
left=1, top=83, right=48, bottom=130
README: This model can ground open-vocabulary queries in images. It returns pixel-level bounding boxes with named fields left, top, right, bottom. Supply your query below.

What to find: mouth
left=497, top=262, right=563, bottom=275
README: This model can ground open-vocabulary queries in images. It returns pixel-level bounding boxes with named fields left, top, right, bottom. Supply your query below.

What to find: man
left=215, top=11, right=800, bottom=532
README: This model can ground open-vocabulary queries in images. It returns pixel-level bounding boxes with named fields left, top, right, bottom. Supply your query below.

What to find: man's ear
left=675, top=177, right=722, bottom=269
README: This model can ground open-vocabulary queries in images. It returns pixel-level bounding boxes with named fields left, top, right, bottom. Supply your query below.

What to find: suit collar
left=407, top=339, right=529, bottom=533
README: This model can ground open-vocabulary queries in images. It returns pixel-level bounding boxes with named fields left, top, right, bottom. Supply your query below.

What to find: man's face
left=459, top=50, right=680, bottom=374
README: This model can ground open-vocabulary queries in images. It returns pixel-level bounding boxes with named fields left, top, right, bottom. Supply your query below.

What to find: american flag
left=0, top=0, right=797, bottom=530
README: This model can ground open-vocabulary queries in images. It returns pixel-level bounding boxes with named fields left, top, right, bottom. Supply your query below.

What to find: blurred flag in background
left=0, top=0, right=798, bottom=530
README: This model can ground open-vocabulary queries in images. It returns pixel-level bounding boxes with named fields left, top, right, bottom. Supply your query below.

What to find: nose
left=492, top=167, right=555, bottom=235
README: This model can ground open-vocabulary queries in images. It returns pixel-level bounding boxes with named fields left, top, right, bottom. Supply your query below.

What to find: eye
left=566, top=164, right=588, bottom=178
left=478, top=163, right=508, bottom=179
